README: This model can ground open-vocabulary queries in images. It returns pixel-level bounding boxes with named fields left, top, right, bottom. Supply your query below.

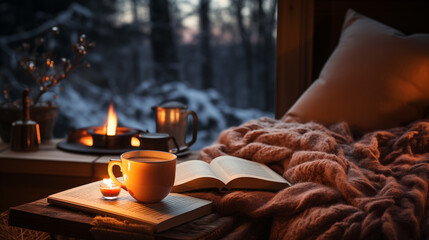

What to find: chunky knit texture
left=195, top=117, right=429, bottom=240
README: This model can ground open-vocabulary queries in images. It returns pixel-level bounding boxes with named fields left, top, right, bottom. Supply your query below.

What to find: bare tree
left=263, top=0, right=277, bottom=111
left=149, top=0, right=179, bottom=83
left=200, top=0, right=213, bottom=89
left=131, top=0, right=141, bottom=89
left=232, top=0, right=253, bottom=105
left=255, top=0, right=276, bottom=111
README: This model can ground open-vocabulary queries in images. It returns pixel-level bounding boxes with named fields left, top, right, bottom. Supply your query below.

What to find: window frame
left=275, top=0, right=314, bottom=119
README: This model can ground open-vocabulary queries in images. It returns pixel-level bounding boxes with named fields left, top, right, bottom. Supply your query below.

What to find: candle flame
left=105, top=103, right=117, bottom=136
left=103, top=178, right=115, bottom=189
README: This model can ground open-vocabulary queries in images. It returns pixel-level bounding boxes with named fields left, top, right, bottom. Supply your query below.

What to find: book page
left=174, top=160, right=228, bottom=185
left=210, top=156, right=288, bottom=184
left=48, top=181, right=212, bottom=232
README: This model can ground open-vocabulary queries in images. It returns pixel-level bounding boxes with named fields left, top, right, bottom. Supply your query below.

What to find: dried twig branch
left=17, top=28, right=94, bottom=106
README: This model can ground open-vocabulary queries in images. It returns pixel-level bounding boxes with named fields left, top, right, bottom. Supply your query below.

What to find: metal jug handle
left=168, top=136, right=180, bottom=154
left=184, top=110, right=198, bottom=148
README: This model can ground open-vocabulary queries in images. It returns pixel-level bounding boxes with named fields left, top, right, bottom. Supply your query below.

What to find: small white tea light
left=99, top=178, right=121, bottom=200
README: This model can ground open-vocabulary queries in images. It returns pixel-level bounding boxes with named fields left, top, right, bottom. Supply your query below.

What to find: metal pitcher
left=10, top=89, right=41, bottom=151
left=152, top=101, right=198, bottom=151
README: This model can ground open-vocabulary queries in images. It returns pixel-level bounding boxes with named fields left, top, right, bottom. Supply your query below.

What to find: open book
left=47, top=181, right=212, bottom=232
left=172, top=156, right=291, bottom=192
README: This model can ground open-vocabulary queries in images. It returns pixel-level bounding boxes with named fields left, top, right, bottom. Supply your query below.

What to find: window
left=0, top=0, right=277, bottom=149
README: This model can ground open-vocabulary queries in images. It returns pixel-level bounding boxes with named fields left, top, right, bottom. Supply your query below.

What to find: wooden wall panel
left=312, top=0, right=429, bottom=79
left=275, top=0, right=314, bottom=119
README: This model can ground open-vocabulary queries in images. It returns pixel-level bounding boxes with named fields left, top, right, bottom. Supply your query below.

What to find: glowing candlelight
left=158, top=108, right=166, bottom=125
left=131, top=136, right=140, bottom=147
left=100, top=178, right=121, bottom=200
left=79, top=135, right=93, bottom=146
left=105, top=104, right=117, bottom=136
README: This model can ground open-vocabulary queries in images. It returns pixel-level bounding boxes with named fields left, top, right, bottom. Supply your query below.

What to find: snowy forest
left=0, top=0, right=277, bottom=149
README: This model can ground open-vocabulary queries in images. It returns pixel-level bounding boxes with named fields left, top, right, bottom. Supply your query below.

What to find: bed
left=193, top=1, right=429, bottom=239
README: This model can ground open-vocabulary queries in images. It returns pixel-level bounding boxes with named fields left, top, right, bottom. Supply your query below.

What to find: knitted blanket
left=194, top=117, right=429, bottom=240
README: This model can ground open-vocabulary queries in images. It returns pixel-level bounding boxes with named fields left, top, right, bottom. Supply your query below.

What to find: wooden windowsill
left=0, top=139, right=199, bottom=179
left=0, top=139, right=97, bottom=177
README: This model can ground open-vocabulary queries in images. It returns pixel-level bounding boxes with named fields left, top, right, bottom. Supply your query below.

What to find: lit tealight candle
left=100, top=178, right=121, bottom=200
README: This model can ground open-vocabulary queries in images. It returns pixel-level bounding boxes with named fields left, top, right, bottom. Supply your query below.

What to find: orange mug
left=108, top=150, right=176, bottom=203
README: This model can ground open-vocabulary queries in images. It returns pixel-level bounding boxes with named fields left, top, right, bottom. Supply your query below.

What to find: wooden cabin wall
left=275, top=0, right=429, bottom=119
left=312, top=0, right=429, bottom=82
left=275, top=0, right=314, bottom=119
